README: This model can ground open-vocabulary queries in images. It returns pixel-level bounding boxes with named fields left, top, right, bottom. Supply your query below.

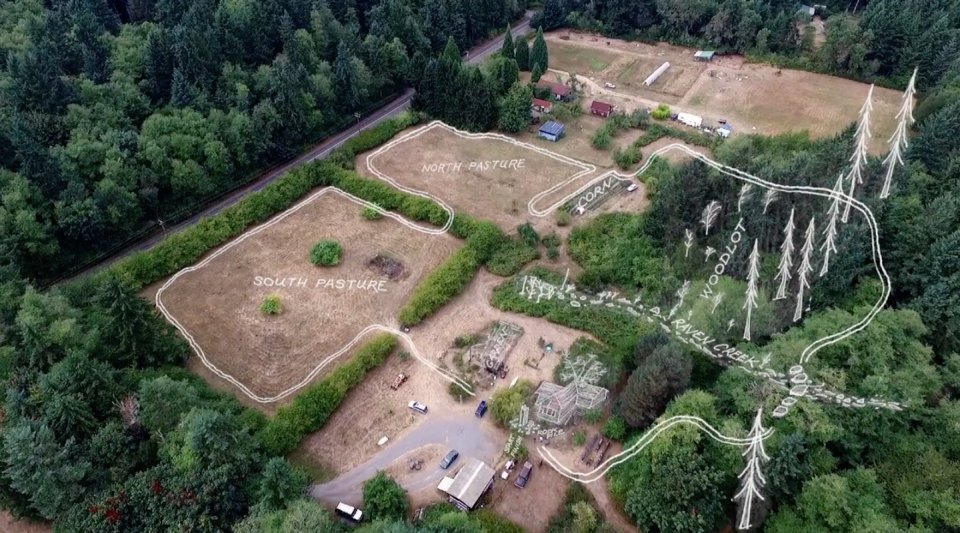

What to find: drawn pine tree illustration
left=762, top=188, right=778, bottom=214
left=738, top=184, right=754, bottom=212
left=701, top=201, right=721, bottom=235
left=773, top=208, right=796, bottom=300
left=711, top=292, right=724, bottom=313
left=842, top=84, right=873, bottom=223
left=684, top=229, right=694, bottom=258
left=880, top=68, right=918, bottom=199
left=669, top=280, right=691, bottom=319
left=733, top=409, right=771, bottom=530
left=794, top=218, right=816, bottom=322
left=820, top=174, right=843, bottom=277
left=742, top=240, right=761, bottom=341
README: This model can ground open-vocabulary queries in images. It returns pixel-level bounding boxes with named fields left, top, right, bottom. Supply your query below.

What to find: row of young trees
left=0, top=0, right=525, bottom=283
left=534, top=0, right=957, bottom=90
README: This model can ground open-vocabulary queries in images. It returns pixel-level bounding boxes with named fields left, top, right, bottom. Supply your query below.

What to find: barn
left=539, top=121, right=565, bottom=142
left=437, top=458, right=496, bottom=511
left=536, top=80, right=574, bottom=102
left=590, top=100, right=614, bottom=118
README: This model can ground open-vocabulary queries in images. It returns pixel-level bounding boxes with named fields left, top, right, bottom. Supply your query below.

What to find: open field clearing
left=148, top=190, right=460, bottom=403
left=361, top=122, right=601, bottom=230
left=545, top=31, right=902, bottom=153
left=540, top=39, right=624, bottom=76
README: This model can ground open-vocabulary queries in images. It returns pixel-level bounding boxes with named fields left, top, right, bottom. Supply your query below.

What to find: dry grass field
left=361, top=123, right=601, bottom=230
left=545, top=31, right=903, bottom=153
left=150, top=190, right=461, bottom=403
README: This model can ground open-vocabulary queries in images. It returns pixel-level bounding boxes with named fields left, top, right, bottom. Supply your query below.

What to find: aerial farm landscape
left=0, top=1, right=958, bottom=532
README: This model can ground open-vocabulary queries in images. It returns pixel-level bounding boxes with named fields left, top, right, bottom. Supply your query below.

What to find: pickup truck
left=475, top=400, right=488, bottom=418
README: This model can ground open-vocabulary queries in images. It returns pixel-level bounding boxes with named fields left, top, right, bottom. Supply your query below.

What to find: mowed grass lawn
left=546, top=41, right=620, bottom=74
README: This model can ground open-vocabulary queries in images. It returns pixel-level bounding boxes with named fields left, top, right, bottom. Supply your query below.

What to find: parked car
left=718, top=118, right=727, bottom=124
left=408, top=401, right=428, bottom=414
left=440, top=449, right=460, bottom=469
left=626, top=183, right=639, bottom=192
left=335, top=502, right=363, bottom=523
left=604, top=82, right=616, bottom=88
left=514, top=461, right=533, bottom=488
left=670, top=113, right=679, bottom=121
left=475, top=400, right=488, bottom=418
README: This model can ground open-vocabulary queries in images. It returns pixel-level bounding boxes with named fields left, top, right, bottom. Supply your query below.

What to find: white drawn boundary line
left=155, top=187, right=473, bottom=403
left=539, top=142, right=891, bottom=368
left=366, top=120, right=599, bottom=220
left=540, top=414, right=775, bottom=483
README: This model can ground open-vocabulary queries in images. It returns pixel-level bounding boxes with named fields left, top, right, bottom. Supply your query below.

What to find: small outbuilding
left=590, top=100, right=615, bottom=118
left=536, top=80, right=574, bottom=102
left=437, top=458, right=496, bottom=511
left=718, top=125, right=732, bottom=138
left=532, top=98, right=553, bottom=113
left=539, top=120, right=565, bottom=142
left=693, top=51, right=715, bottom=62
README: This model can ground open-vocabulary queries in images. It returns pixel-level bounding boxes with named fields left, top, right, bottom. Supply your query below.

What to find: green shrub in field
left=590, top=128, right=612, bottom=149
left=613, top=146, right=642, bottom=169
left=486, top=238, right=539, bottom=277
left=546, top=246, right=560, bottom=260
left=517, top=223, right=540, bottom=247
left=258, top=333, right=397, bottom=455
left=541, top=233, right=561, bottom=248
left=556, top=209, right=572, bottom=226
left=602, top=414, right=627, bottom=441
left=582, top=408, right=603, bottom=424
left=362, top=206, right=383, bottom=220
left=573, top=431, right=587, bottom=446
left=310, top=240, right=343, bottom=266
left=260, top=294, right=282, bottom=315
left=651, top=103, right=671, bottom=120
left=448, top=380, right=474, bottom=401
left=455, top=334, right=482, bottom=348
left=399, top=247, right=481, bottom=327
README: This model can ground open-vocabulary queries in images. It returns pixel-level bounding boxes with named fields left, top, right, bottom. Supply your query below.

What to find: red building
left=535, top=80, right=573, bottom=102
left=532, top=98, right=553, bottom=112
left=590, top=100, right=615, bottom=118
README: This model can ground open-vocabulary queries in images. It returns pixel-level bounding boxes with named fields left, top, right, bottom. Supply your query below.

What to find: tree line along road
left=59, top=15, right=534, bottom=286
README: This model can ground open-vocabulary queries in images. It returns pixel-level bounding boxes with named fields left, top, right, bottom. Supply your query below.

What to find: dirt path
left=309, top=415, right=500, bottom=505
left=584, top=478, right=642, bottom=533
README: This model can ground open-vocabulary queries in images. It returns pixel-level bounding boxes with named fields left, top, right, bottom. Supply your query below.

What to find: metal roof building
left=437, top=458, right=495, bottom=510
left=694, top=51, right=715, bottom=61
left=538, top=120, right=565, bottom=142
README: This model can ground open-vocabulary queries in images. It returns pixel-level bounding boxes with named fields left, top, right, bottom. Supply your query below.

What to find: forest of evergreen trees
left=0, top=0, right=525, bottom=283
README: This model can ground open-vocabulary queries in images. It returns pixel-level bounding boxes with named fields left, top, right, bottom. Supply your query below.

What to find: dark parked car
left=440, top=449, right=460, bottom=469
left=514, top=461, right=533, bottom=488
left=475, top=400, right=488, bottom=418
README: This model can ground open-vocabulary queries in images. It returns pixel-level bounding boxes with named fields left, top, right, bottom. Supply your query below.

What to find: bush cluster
left=309, top=240, right=343, bottom=266
left=362, top=206, right=383, bottom=220
left=486, top=238, right=540, bottom=276
left=651, top=103, right=671, bottom=120
left=260, top=294, right=283, bottom=315
left=258, top=333, right=397, bottom=455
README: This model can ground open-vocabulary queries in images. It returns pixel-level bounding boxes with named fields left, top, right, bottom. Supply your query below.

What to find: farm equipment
left=390, top=373, right=408, bottom=390
left=409, top=458, right=423, bottom=470
left=476, top=400, right=488, bottom=418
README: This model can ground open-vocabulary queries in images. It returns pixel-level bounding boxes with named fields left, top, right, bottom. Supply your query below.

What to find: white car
left=626, top=183, right=639, bottom=192
left=604, top=82, right=616, bottom=88
left=408, top=401, right=428, bottom=414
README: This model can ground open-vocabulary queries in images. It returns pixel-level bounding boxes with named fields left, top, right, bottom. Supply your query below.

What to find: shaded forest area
left=0, top=0, right=526, bottom=283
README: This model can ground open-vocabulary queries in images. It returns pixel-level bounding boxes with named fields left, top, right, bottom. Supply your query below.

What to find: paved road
left=60, top=16, right=534, bottom=286
left=310, top=415, right=500, bottom=505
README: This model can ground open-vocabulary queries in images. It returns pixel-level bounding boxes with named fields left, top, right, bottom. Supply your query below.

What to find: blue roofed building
left=539, top=121, right=565, bottom=142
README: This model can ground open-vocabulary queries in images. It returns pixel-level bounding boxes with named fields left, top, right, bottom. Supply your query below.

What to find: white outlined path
left=539, top=414, right=775, bottom=483
left=155, top=187, right=471, bottom=403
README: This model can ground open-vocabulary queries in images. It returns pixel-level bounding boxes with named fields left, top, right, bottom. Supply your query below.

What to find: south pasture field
left=152, top=190, right=461, bottom=403
left=361, top=122, right=601, bottom=230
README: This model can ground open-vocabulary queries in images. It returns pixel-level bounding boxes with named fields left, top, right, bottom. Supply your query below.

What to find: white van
left=336, top=502, right=363, bottom=523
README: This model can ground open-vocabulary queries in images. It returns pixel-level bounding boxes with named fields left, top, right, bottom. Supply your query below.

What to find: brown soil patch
left=488, top=459, right=570, bottom=532
left=545, top=30, right=902, bottom=154
left=381, top=444, right=446, bottom=481
left=0, top=513, right=50, bottom=533
left=359, top=124, right=602, bottom=231
left=367, top=254, right=409, bottom=281
left=297, top=348, right=456, bottom=476
left=147, top=190, right=461, bottom=403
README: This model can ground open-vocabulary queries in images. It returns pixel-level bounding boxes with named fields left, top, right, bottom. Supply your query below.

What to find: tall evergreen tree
left=620, top=344, right=691, bottom=428
left=497, top=82, right=533, bottom=132
left=515, top=37, right=530, bottom=70
left=442, top=36, right=462, bottom=64
left=539, top=0, right=567, bottom=30
left=334, top=41, right=362, bottom=112
left=531, top=61, right=544, bottom=82
left=531, top=26, right=549, bottom=73
left=169, top=68, right=193, bottom=108
left=501, top=25, right=515, bottom=59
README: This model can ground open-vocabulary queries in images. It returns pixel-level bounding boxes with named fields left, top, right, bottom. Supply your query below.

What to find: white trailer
left=677, top=112, right=702, bottom=128
left=643, top=62, right=670, bottom=86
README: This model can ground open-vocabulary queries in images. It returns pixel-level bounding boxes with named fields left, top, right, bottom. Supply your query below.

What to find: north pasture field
left=544, top=32, right=903, bottom=153
left=153, top=190, right=461, bottom=403
left=361, top=122, right=600, bottom=230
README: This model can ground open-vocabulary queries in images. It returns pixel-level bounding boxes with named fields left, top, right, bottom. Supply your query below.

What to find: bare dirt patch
left=488, top=459, right=570, bottom=532
left=360, top=123, right=602, bottom=231
left=545, top=31, right=902, bottom=153
left=0, top=513, right=50, bottom=533
left=381, top=444, right=446, bottom=481
left=147, top=190, right=460, bottom=403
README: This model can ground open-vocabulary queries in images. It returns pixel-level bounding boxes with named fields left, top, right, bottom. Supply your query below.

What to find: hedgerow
left=398, top=246, right=482, bottom=327
left=326, top=112, right=424, bottom=168
left=486, top=238, right=540, bottom=276
left=258, top=333, right=397, bottom=456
